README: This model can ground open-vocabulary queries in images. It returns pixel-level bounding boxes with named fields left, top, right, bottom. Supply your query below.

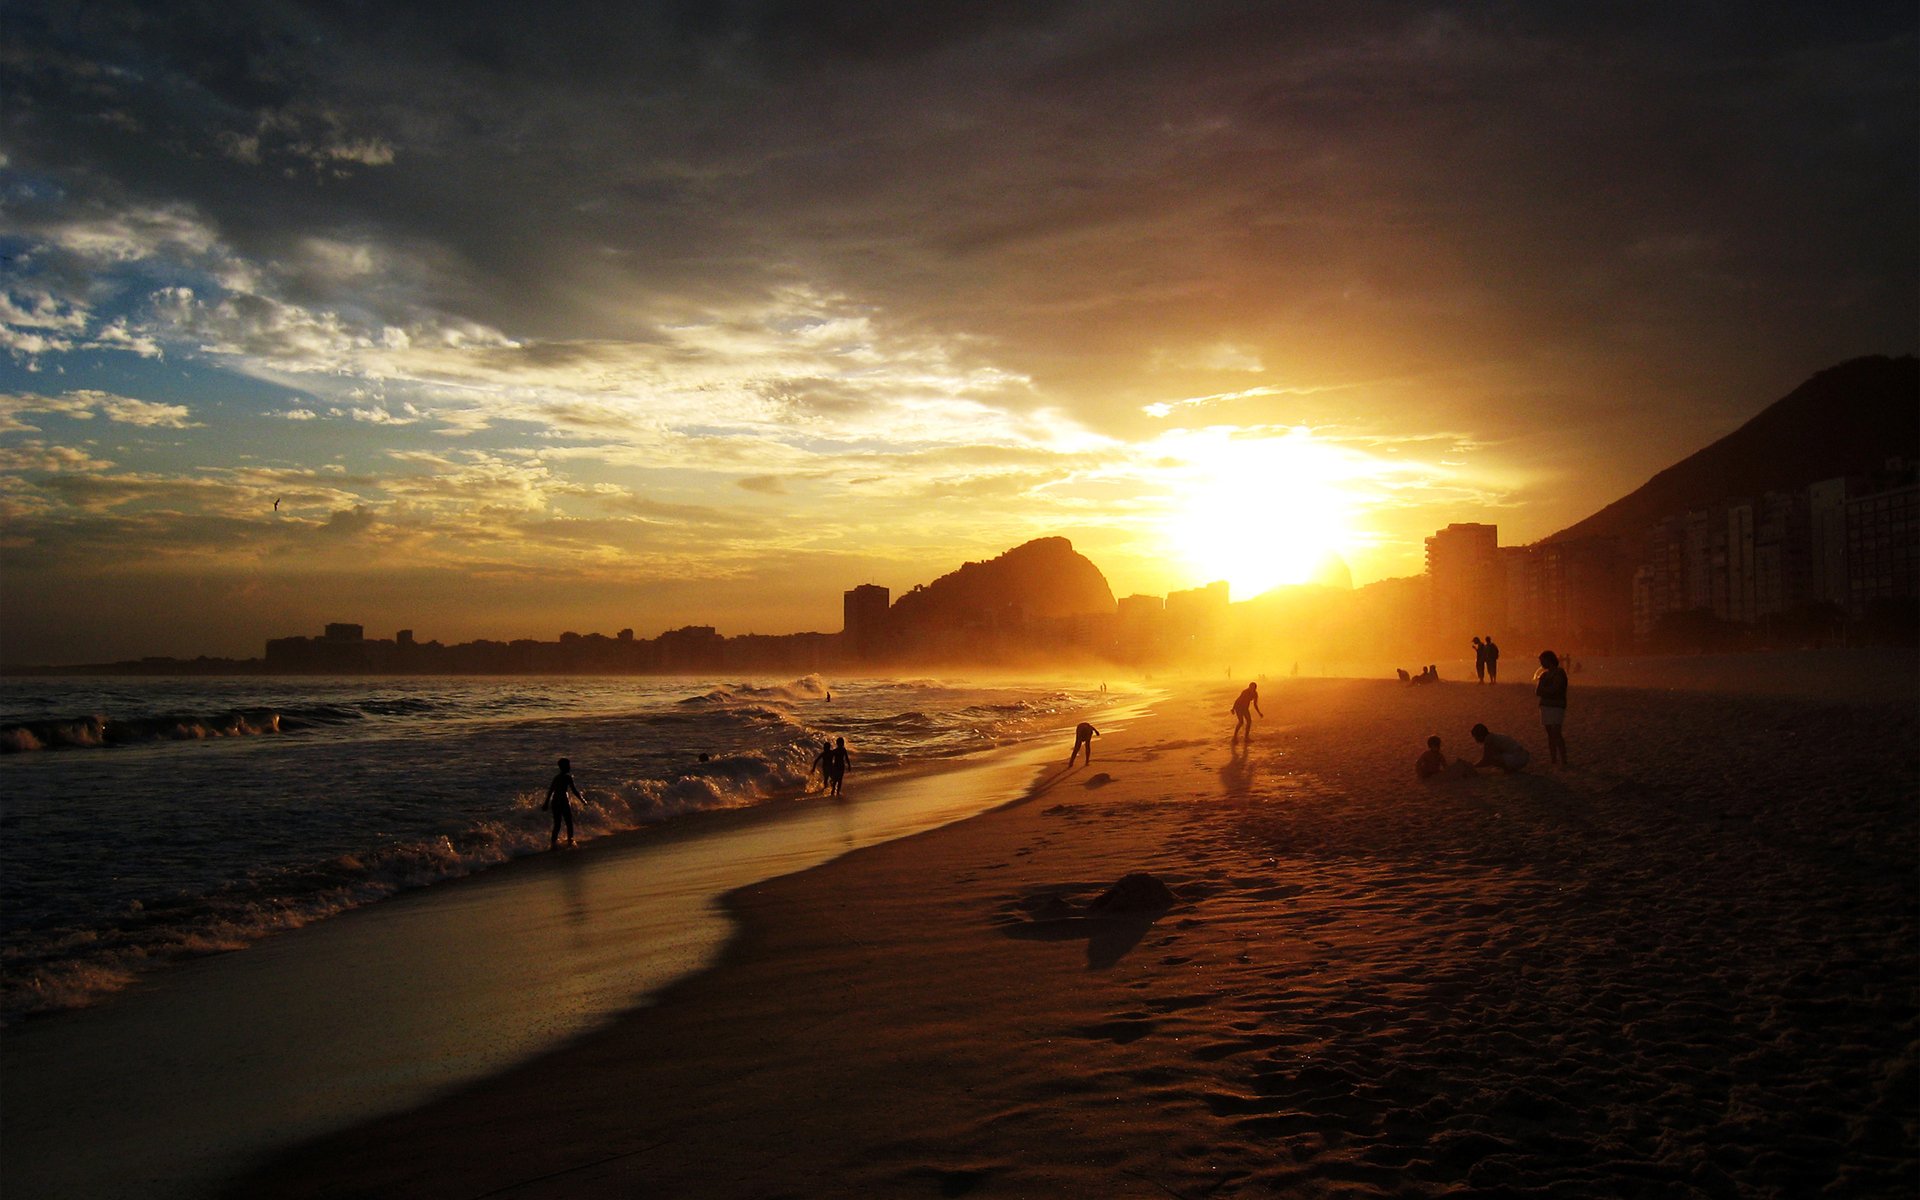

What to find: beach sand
left=234, top=663, right=1917, bottom=1198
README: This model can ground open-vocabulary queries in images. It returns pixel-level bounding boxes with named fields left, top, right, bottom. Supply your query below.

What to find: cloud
left=0, top=440, right=115, bottom=473
left=0, top=389, right=196, bottom=429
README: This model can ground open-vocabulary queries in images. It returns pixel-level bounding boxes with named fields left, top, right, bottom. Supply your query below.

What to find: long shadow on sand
left=1001, top=911, right=1159, bottom=970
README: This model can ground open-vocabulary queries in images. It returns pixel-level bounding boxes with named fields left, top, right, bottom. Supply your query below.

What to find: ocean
left=0, top=672, right=1111, bottom=1024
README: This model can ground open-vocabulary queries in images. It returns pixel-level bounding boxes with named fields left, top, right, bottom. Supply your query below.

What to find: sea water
left=0, top=673, right=1108, bottom=1023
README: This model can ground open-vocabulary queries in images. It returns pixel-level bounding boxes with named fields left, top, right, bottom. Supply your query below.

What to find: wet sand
left=226, top=655, right=1919, bottom=1199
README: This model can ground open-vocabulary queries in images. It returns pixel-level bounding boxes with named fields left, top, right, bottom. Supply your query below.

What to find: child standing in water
left=543, top=756, right=584, bottom=848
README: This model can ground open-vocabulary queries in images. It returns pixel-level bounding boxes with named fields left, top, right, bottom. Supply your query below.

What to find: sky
left=2, top=1, right=1915, bottom=665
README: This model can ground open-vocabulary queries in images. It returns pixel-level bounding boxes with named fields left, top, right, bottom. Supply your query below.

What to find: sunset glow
left=1156, top=428, right=1363, bottom=599
left=0, top=5, right=1912, bottom=665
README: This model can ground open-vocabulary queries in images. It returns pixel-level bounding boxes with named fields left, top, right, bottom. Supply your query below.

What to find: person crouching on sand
left=1469, top=723, right=1530, bottom=772
left=1535, top=650, right=1569, bottom=765
left=543, top=756, right=584, bottom=848
left=1069, top=721, right=1099, bottom=767
left=1416, top=735, right=1474, bottom=781
left=1230, top=682, right=1262, bottom=743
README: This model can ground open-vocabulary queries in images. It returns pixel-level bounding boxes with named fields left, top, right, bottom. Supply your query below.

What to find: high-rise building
left=842, top=584, right=891, bottom=660
left=1846, top=475, right=1919, bottom=617
left=1424, top=523, right=1504, bottom=638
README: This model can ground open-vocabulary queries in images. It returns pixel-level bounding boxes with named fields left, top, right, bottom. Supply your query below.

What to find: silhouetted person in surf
left=826, top=737, right=849, bottom=797
left=543, top=756, right=584, bottom=848
left=809, top=739, right=832, bottom=791
left=1482, top=637, right=1501, bottom=682
left=1069, top=721, right=1100, bottom=767
left=1230, top=682, right=1262, bottom=743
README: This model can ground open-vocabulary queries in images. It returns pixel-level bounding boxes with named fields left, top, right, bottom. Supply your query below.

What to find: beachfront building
left=1165, top=581, right=1230, bottom=662
left=1424, top=523, right=1504, bottom=641
left=1847, top=473, right=1919, bottom=619
left=1630, top=463, right=1919, bottom=643
left=842, top=584, right=891, bottom=661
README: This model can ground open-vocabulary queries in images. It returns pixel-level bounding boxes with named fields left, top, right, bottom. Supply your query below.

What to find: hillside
left=1545, top=354, right=1918, bottom=546
left=889, top=537, right=1116, bottom=631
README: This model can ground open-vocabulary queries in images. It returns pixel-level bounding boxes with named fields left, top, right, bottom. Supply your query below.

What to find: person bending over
left=1069, top=721, right=1100, bottom=767
left=1230, top=682, right=1263, bottom=743
left=1469, top=723, right=1530, bottom=772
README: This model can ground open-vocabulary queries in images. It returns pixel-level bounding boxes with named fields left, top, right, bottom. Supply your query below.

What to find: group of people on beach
left=1416, top=648, right=1570, bottom=780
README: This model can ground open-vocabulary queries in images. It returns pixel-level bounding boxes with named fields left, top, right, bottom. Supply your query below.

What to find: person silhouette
left=1416, top=735, right=1474, bottom=781
left=809, top=738, right=832, bottom=790
left=1535, top=650, right=1569, bottom=765
left=1472, top=636, right=1486, bottom=683
left=543, top=756, right=584, bottom=848
left=826, top=737, right=850, bottom=797
left=1069, top=721, right=1100, bottom=766
left=1469, top=723, right=1529, bottom=772
left=1230, top=682, right=1262, bottom=743
left=1483, top=637, right=1501, bottom=682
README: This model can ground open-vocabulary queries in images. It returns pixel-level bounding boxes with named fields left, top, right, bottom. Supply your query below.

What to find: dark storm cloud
left=5, top=0, right=1913, bottom=438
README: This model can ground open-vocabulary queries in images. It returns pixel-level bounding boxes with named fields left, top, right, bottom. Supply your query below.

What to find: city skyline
left=3, top=4, right=1916, bottom=665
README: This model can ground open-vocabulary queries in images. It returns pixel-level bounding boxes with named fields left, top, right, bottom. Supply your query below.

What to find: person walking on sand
left=826, top=736, right=850, bottom=797
left=1468, top=723, right=1530, bottom=772
left=543, top=756, right=585, bottom=848
left=1069, top=721, right=1100, bottom=767
left=1230, top=682, right=1262, bottom=743
left=1483, top=636, right=1501, bottom=682
left=1472, top=636, right=1487, bottom=683
left=1535, top=650, right=1569, bottom=765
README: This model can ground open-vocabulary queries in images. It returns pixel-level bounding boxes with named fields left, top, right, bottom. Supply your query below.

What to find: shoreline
left=229, top=666, right=1917, bottom=1198
left=2, top=699, right=1153, bottom=1200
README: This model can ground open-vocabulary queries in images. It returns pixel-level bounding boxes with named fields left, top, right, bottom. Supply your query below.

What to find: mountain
left=1544, top=354, right=1918, bottom=546
left=889, top=537, right=1116, bottom=632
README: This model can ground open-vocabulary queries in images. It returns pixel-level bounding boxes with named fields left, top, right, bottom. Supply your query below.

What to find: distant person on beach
left=1469, top=723, right=1530, bottom=772
left=543, top=757, right=584, bottom=848
left=1536, top=650, right=1569, bottom=765
left=1230, top=682, right=1262, bottom=743
left=826, top=737, right=850, bottom=797
left=1069, top=721, right=1100, bottom=767
left=1416, top=735, right=1474, bottom=781
left=1472, top=636, right=1487, bottom=683
left=1483, top=637, right=1501, bottom=682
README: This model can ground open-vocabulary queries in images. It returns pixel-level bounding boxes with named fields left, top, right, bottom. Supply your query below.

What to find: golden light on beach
left=1157, top=427, right=1360, bottom=600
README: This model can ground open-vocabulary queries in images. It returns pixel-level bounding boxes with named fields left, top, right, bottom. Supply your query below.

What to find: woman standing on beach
left=1536, top=650, right=1569, bottom=765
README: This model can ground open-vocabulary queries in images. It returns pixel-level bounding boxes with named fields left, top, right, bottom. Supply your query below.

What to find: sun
left=1157, top=427, right=1359, bottom=600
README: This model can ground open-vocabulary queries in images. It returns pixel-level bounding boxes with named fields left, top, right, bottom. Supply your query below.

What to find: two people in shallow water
left=543, top=756, right=584, bottom=848
left=811, top=737, right=851, bottom=796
